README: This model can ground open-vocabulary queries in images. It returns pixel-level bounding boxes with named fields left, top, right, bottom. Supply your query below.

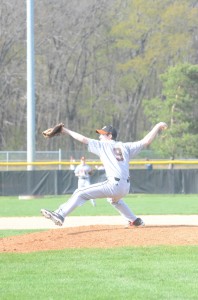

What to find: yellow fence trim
left=0, top=160, right=198, bottom=166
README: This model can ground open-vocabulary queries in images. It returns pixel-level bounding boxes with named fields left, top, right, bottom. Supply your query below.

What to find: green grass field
left=0, top=247, right=198, bottom=300
left=0, top=194, right=198, bottom=300
left=0, top=194, right=198, bottom=217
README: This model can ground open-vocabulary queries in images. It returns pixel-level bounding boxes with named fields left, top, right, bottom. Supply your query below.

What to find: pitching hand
left=158, top=122, right=168, bottom=130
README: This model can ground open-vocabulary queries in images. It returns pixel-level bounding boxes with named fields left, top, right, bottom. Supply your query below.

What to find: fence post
left=6, top=152, right=9, bottom=171
left=59, top=149, right=62, bottom=170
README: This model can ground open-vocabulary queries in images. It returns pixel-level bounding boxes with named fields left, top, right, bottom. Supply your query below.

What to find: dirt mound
left=1, top=225, right=198, bottom=253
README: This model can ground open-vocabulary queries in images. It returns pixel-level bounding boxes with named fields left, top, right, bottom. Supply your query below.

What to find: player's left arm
left=141, top=122, right=167, bottom=147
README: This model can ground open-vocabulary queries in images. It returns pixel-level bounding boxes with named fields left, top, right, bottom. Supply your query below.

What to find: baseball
left=160, top=123, right=168, bottom=130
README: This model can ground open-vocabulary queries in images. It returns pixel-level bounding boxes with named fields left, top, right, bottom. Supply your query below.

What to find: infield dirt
left=0, top=216, right=198, bottom=253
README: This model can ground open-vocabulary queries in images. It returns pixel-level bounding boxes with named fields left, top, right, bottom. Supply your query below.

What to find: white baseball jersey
left=74, top=164, right=92, bottom=179
left=88, top=139, right=144, bottom=179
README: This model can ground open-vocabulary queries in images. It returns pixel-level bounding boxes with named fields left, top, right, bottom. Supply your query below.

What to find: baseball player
left=75, top=156, right=96, bottom=207
left=41, top=122, right=167, bottom=227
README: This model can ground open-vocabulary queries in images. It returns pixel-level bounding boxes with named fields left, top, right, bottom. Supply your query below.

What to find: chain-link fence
left=0, top=149, right=158, bottom=162
left=0, top=151, right=198, bottom=171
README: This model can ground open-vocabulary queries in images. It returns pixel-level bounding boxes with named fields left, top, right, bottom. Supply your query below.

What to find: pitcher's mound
left=1, top=225, right=198, bottom=253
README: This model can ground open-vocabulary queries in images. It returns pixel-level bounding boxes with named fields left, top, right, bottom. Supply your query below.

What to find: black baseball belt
left=114, top=177, right=130, bottom=183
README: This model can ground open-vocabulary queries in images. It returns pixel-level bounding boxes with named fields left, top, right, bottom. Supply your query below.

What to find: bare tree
left=35, top=0, right=116, bottom=151
left=0, top=0, right=197, bottom=155
left=0, top=1, right=26, bottom=149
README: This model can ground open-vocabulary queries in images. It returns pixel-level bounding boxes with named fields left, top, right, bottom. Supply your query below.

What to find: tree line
left=0, top=0, right=198, bottom=158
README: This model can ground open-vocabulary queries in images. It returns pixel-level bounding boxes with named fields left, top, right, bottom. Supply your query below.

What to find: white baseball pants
left=55, top=178, right=137, bottom=222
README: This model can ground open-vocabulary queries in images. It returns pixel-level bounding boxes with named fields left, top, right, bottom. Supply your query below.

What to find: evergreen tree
left=143, top=64, right=198, bottom=158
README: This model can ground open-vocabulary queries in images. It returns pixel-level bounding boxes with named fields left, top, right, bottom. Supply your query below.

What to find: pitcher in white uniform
left=41, top=122, right=167, bottom=227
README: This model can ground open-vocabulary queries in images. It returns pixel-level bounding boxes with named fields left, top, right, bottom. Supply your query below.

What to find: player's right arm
left=61, top=128, right=89, bottom=144
left=141, top=122, right=167, bottom=147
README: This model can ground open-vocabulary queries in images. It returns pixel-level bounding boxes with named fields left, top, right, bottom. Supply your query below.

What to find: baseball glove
left=42, top=123, right=64, bottom=138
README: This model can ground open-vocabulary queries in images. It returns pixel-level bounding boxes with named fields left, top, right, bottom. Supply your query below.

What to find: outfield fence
left=0, top=152, right=197, bottom=194
left=0, top=169, right=197, bottom=196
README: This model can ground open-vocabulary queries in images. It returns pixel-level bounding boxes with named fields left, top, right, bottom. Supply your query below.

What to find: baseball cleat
left=127, top=217, right=145, bottom=228
left=41, top=209, right=64, bottom=226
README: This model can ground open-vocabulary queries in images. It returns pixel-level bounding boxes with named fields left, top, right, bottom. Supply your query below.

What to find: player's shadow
left=67, top=224, right=198, bottom=235
left=68, top=227, right=123, bottom=235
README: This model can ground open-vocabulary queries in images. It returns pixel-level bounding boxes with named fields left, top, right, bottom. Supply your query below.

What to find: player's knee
left=107, top=198, right=120, bottom=205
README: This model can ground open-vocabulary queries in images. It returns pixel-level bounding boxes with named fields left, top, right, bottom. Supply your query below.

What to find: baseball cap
left=96, top=125, right=117, bottom=139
